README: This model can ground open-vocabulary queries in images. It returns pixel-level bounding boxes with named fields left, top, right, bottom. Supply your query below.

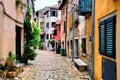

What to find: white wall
left=44, top=8, right=60, bottom=50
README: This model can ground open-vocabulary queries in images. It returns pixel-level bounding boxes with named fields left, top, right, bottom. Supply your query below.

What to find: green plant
left=22, top=45, right=37, bottom=64
left=22, top=7, right=41, bottom=65
left=74, top=18, right=79, bottom=27
left=16, top=0, right=26, bottom=8
left=16, top=0, right=21, bottom=6
left=8, top=52, right=16, bottom=61
left=81, top=43, right=86, bottom=49
left=81, top=43, right=86, bottom=53
left=31, top=21, right=41, bottom=48
left=39, top=42, right=43, bottom=50
left=56, top=41, right=61, bottom=54
left=60, top=48, right=66, bottom=56
left=48, top=39, right=55, bottom=48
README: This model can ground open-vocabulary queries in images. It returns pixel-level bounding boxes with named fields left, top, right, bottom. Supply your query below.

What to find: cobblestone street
left=17, top=50, right=90, bottom=80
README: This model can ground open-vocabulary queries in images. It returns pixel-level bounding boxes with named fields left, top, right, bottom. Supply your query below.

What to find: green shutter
left=99, top=15, right=116, bottom=58
left=105, top=15, right=116, bottom=58
left=99, top=21, right=105, bottom=54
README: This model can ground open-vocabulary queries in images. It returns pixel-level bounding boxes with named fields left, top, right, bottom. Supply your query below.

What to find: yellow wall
left=68, top=12, right=72, bottom=29
left=94, top=0, right=120, bottom=80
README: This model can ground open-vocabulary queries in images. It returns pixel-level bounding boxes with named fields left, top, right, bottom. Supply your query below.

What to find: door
left=75, top=39, right=78, bottom=58
left=102, top=58, right=116, bottom=80
left=16, top=26, right=21, bottom=60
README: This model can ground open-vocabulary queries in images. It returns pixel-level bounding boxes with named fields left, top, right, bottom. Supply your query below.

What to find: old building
left=0, top=0, right=35, bottom=60
left=94, top=0, right=120, bottom=80
left=36, top=8, right=47, bottom=49
left=58, top=0, right=92, bottom=71
left=0, top=0, right=24, bottom=59
left=78, top=0, right=92, bottom=70
left=44, top=5, right=60, bottom=50
left=53, top=20, right=61, bottom=53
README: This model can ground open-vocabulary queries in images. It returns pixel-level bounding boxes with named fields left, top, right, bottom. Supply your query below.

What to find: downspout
left=65, top=0, right=68, bottom=55
left=72, top=7, right=74, bottom=60
left=90, top=0, right=95, bottom=79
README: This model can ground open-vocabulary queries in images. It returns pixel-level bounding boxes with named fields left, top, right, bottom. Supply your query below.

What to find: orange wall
left=94, top=0, right=120, bottom=80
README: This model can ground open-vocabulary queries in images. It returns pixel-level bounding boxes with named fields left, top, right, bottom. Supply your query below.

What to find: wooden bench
left=73, top=59, right=87, bottom=71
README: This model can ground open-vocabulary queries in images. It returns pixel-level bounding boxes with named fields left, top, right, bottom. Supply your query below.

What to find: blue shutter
left=99, top=21, right=105, bottom=54
left=78, top=0, right=92, bottom=15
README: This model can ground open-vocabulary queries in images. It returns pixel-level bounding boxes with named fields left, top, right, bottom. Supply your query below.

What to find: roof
left=43, top=4, right=58, bottom=15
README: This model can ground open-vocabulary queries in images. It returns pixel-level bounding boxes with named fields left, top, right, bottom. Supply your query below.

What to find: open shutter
left=105, top=15, right=116, bottom=58
left=56, top=11, right=58, bottom=17
left=99, top=21, right=105, bottom=55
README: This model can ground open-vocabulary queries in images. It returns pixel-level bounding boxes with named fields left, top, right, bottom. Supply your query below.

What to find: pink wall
left=54, top=20, right=61, bottom=50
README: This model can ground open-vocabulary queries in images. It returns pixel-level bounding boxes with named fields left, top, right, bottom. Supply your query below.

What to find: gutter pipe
left=90, top=0, right=95, bottom=79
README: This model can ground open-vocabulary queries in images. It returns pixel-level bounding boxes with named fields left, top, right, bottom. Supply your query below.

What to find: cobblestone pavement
left=17, top=50, right=90, bottom=80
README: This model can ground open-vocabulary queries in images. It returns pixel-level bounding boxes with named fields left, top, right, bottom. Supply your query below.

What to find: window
left=81, top=38, right=86, bottom=53
left=64, top=21, right=66, bottom=32
left=40, top=22, right=44, bottom=29
left=46, top=34, right=49, bottom=39
left=50, top=34, right=52, bottom=39
left=99, top=15, right=116, bottom=58
left=52, top=22, right=56, bottom=27
left=27, top=0, right=29, bottom=6
left=50, top=11, right=58, bottom=17
left=47, top=12, right=49, bottom=18
left=53, top=29, right=57, bottom=36
left=46, top=23, right=49, bottom=29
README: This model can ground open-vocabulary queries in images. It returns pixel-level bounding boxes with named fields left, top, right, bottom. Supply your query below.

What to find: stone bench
left=73, top=59, right=87, bottom=71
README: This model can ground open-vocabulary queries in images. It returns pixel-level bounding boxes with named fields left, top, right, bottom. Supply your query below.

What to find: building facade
left=0, top=0, right=24, bottom=59
left=53, top=20, right=61, bottom=52
left=44, top=5, right=60, bottom=50
left=58, top=0, right=92, bottom=70
left=0, top=0, right=35, bottom=60
left=94, top=0, right=120, bottom=80
left=78, top=0, right=92, bottom=70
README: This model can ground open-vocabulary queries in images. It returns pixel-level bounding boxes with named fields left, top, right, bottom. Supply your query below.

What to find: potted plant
left=81, top=43, right=86, bottom=53
left=74, top=18, right=79, bottom=27
left=48, top=39, right=55, bottom=50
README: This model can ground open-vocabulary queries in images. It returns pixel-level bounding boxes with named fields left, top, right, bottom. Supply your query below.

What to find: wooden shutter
left=99, top=21, right=105, bottom=54
left=99, top=15, right=116, bottom=58
left=105, top=15, right=116, bottom=58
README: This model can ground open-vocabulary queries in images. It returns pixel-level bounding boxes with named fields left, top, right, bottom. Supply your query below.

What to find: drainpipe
left=72, top=7, right=75, bottom=60
left=65, top=1, right=68, bottom=55
left=90, top=0, right=95, bottom=79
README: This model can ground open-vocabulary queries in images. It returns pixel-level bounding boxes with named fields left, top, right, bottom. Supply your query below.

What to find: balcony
left=78, top=0, right=92, bottom=15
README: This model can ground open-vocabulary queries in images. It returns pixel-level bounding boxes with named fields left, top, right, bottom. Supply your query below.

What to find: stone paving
left=17, top=50, right=90, bottom=80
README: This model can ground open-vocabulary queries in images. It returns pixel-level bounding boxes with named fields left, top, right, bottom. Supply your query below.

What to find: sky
left=34, top=0, right=58, bottom=11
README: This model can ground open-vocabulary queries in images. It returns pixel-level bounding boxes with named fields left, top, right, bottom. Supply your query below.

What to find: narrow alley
left=17, top=50, right=90, bottom=80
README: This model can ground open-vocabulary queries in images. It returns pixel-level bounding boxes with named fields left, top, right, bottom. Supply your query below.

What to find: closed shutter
left=99, top=21, right=105, bottom=55
left=99, top=15, right=116, bottom=58
left=105, top=16, right=116, bottom=58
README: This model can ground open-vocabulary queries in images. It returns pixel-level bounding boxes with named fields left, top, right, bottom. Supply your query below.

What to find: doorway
left=102, top=58, right=116, bottom=80
left=16, top=26, right=21, bottom=60
left=75, top=39, right=78, bottom=58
